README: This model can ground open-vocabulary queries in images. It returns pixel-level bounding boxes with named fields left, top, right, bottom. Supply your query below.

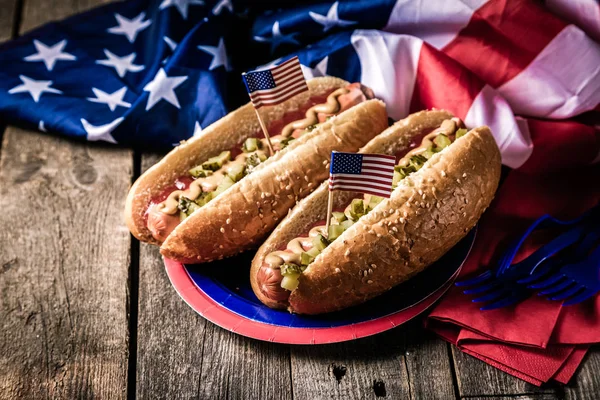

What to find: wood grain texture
left=403, top=320, right=457, bottom=400
left=0, top=127, right=132, bottom=398
left=564, top=348, right=600, bottom=400
left=0, top=1, right=129, bottom=398
left=136, top=153, right=292, bottom=400
left=0, top=0, right=17, bottom=42
left=291, top=327, right=410, bottom=399
left=451, top=346, right=558, bottom=398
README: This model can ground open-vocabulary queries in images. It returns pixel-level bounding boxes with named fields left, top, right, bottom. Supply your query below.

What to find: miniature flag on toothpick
left=242, top=57, right=308, bottom=156
left=325, top=152, right=396, bottom=236
left=242, top=56, right=308, bottom=108
left=329, top=152, right=396, bottom=197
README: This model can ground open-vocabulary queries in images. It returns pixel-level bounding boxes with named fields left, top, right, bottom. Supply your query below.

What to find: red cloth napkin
left=426, top=164, right=600, bottom=385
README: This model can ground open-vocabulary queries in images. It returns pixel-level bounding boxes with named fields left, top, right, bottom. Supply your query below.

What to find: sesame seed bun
left=250, top=110, right=501, bottom=314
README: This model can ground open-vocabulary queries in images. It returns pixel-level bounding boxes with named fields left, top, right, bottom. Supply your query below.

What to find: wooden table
left=1, top=1, right=598, bottom=398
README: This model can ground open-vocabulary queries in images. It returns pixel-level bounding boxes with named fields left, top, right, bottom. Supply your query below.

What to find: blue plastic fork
left=520, top=228, right=600, bottom=306
left=456, top=223, right=590, bottom=310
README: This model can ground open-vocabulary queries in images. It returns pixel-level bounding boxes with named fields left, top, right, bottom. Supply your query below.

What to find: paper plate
left=165, top=229, right=475, bottom=344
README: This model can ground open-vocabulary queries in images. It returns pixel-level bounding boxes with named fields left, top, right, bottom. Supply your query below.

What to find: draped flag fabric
left=0, top=0, right=597, bottom=157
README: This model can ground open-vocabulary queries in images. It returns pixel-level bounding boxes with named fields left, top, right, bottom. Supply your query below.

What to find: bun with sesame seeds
left=124, top=76, right=389, bottom=261
left=250, top=110, right=501, bottom=314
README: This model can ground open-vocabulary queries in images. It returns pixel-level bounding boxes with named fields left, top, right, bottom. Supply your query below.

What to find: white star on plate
left=197, top=37, right=231, bottom=71
left=193, top=121, right=202, bottom=136
left=108, top=12, right=151, bottom=43
left=38, top=120, right=47, bottom=132
left=87, top=87, right=131, bottom=111
left=254, top=21, right=300, bottom=53
left=96, top=49, right=144, bottom=78
left=212, top=0, right=232, bottom=15
left=81, top=117, right=123, bottom=144
left=159, top=0, right=204, bottom=20
left=309, top=2, right=356, bottom=32
left=8, top=75, right=62, bottom=102
left=301, top=56, right=329, bottom=79
left=24, top=39, right=76, bottom=71
left=143, top=68, right=188, bottom=111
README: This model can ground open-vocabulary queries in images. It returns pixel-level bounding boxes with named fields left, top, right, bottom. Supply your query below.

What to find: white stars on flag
left=96, top=49, right=144, bottom=77
left=159, top=0, right=204, bottom=20
left=309, top=2, right=356, bottom=32
left=143, top=68, right=188, bottom=111
left=81, top=117, right=124, bottom=144
left=254, top=21, right=300, bottom=53
left=198, top=37, right=231, bottom=71
left=8, top=75, right=62, bottom=102
left=24, top=40, right=76, bottom=71
left=108, top=12, right=151, bottom=43
left=87, top=87, right=131, bottom=111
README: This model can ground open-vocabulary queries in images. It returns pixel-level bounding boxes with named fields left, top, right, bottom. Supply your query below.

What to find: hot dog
left=124, top=77, right=389, bottom=262
left=250, top=110, right=501, bottom=314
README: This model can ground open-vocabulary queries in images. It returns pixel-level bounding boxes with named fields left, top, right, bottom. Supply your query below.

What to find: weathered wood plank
left=0, top=128, right=132, bottom=398
left=564, top=347, right=600, bottom=400
left=0, top=1, right=130, bottom=398
left=136, top=154, right=292, bottom=400
left=291, top=327, right=411, bottom=399
left=451, top=346, right=558, bottom=397
left=0, top=0, right=18, bottom=42
left=404, top=320, right=457, bottom=399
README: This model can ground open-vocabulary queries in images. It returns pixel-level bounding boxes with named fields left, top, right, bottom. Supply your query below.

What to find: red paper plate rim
left=164, top=258, right=462, bottom=344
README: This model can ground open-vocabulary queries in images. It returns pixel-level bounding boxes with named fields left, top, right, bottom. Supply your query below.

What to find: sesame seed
left=274, top=217, right=278, bottom=221
left=272, top=210, right=277, bottom=214
left=260, top=193, right=265, bottom=199
left=441, top=171, right=447, bottom=177
left=403, top=211, right=408, bottom=218
left=463, top=212, right=467, bottom=217
left=432, top=187, right=437, bottom=193
left=426, top=203, right=430, bottom=207
left=345, top=250, right=351, bottom=257
left=286, top=185, right=292, bottom=190
left=406, top=202, right=411, bottom=207
left=245, top=210, right=250, bottom=214
left=226, top=218, right=231, bottom=224
left=259, top=213, right=264, bottom=218
left=241, top=231, right=246, bottom=235
left=335, top=268, right=341, bottom=273
left=368, top=268, right=373, bottom=274
left=392, top=226, right=398, bottom=232
left=304, top=176, right=309, bottom=182
left=422, top=193, right=426, bottom=200
left=367, top=280, right=373, bottom=284
left=463, top=173, right=467, bottom=178
left=389, top=208, right=394, bottom=214
left=465, top=199, right=469, bottom=204
left=275, top=194, right=280, bottom=199
left=377, top=233, right=382, bottom=238
left=456, top=178, right=461, bottom=184
left=266, top=192, right=272, bottom=197
left=371, top=264, right=377, bottom=268
left=220, top=227, right=225, bottom=233
left=418, top=189, right=423, bottom=195
left=272, top=201, right=278, bottom=206
left=364, top=271, right=368, bottom=277
left=232, top=228, right=238, bottom=233
left=287, top=194, right=294, bottom=199
left=399, top=217, right=405, bottom=223
left=219, top=245, right=224, bottom=249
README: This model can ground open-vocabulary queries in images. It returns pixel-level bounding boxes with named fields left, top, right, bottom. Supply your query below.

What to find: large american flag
left=242, top=56, right=307, bottom=108
left=329, top=152, right=396, bottom=198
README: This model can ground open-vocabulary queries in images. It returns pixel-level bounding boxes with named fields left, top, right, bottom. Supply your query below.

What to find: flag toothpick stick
left=325, top=189, right=334, bottom=239
left=253, top=107, right=275, bottom=156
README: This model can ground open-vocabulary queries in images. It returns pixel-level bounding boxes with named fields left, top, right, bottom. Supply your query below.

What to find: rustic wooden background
left=0, top=0, right=599, bottom=398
